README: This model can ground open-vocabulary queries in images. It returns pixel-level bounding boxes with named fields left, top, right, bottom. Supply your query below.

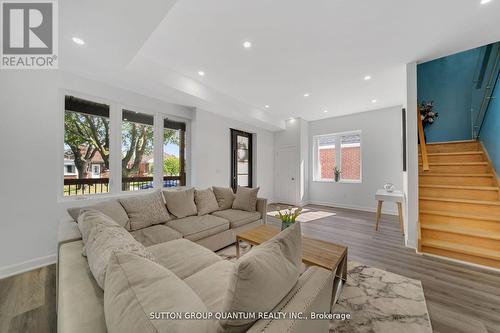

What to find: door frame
left=230, top=129, right=253, bottom=191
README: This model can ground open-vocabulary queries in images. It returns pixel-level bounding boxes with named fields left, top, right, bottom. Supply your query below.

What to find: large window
left=163, top=118, right=187, bottom=188
left=63, top=94, right=188, bottom=197
left=64, top=96, right=111, bottom=196
left=121, top=110, right=154, bottom=191
left=313, top=131, right=361, bottom=182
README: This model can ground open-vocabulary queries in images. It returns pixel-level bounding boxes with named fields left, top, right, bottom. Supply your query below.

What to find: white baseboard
left=308, top=200, right=398, bottom=216
left=0, top=254, right=56, bottom=279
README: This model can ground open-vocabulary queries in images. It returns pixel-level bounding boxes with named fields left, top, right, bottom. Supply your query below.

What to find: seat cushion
left=232, top=186, right=259, bottom=212
left=68, top=200, right=130, bottom=229
left=219, top=223, right=303, bottom=332
left=167, top=215, right=229, bottom=241
left=212, top=209, right=261, bottom=228
left=185, top=260, right=234, bottom=313
left=130, top=224, right=182, bottom=247
left=104, top=251, right=209, bottom=333
left=163, top=188, right=198, bottom=218
left=119, top=190, right=171, bottom=231
left=147, top=239, right=221, bottom=279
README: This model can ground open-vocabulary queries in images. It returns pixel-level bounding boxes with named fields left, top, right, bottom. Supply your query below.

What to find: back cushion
left=219, top=223, right=302, bottom=332
left=68, top=200, right=130, bottom=229
left=85, top=220, right=156, bottom=289
left=212, top=187, right=235, bottom=210
left=232, top=186, right=259, bottom=212
left=104, top=251, right=209, bottom=333
left=195, top=188, right=220, bottom=216
left=77, top=209, right=120, bottom=247
left=163, top=188, right=198, bottom=218
left=119, top=190, right=170, bottom=231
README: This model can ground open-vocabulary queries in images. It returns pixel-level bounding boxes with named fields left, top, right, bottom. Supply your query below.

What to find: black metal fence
left=64, top=176, right=183, bottom=196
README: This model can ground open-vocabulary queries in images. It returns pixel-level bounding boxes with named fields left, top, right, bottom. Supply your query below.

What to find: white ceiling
left=61, top=0, right=500, bottom=130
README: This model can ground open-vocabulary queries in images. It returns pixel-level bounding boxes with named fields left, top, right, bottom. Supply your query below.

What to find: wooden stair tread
left=420, top=209, right=500, bottom=222
left=422, top=239, right=500, bottom=261
left=419, top=173, right=494, bottom=177
left=419, top=151, right=484, bottom=156
left=422, top=140, right=478, bottom=145
left=421, top=223, right=500, bottom=241
left=419, top=196, right=500, bottom=206
left=419, top=184, right=499, bottom=191
left=418, top=162, right=488, bottom=166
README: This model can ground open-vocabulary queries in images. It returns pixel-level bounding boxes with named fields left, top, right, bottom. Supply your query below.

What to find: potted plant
left=275, top=207, right=303, bottom=230
left=333, top=166, right=342, bottom=182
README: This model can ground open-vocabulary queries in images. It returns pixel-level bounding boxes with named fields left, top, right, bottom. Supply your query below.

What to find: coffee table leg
left=331, top=251, right=348, bottom=310
left=236, top=237, right=240, bottom=258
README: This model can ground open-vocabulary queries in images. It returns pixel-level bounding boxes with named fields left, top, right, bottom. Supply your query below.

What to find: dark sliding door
left=231, top=129, right=253, bottom=191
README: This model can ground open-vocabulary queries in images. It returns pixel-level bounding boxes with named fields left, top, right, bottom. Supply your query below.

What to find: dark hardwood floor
left=1, top=204, right=500, bottom=333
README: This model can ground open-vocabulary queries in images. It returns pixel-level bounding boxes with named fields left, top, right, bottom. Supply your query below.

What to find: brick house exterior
left=319, top=146, right=360, bottom=180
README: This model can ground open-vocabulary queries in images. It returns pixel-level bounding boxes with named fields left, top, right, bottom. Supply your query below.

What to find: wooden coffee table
left=236, top=224, right=348, bottom=305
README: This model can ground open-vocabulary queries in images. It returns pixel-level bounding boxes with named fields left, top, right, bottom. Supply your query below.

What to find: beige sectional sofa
left=57, top=187, right=334, bottom=333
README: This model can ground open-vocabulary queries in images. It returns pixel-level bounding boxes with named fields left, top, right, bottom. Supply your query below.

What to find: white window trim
left=58, top=89, right=191, bottom=202
left=312, top=130, right=362, bottom=183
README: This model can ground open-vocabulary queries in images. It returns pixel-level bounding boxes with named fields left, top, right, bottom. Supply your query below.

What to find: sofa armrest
left=58, top=217, right=82, bottom=249
left=248, top=266, right=333, bottom=333
left=256, top=197, right=268, bottom=224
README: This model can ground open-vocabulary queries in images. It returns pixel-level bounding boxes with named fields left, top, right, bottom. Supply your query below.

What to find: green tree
left=163, top=156, right=180, bottom=176
left=64, top=111, right=181, bottom=180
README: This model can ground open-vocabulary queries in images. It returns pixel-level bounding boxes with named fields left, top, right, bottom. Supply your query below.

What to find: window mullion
left=336, top=135, right=341, bottom=179
left=153, top=113, right=163, bottom=189
left=109, top=105, right=122, bottom=194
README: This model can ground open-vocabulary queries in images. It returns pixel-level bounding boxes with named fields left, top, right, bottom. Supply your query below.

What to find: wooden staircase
left=418, top=140, right=500, bottom=269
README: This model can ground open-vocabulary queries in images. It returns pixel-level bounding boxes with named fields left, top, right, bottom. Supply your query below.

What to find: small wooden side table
left=375, top=189, right=405, bottom=235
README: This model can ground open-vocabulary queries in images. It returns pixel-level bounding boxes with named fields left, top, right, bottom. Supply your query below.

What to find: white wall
left=0, top=71, right=274, bottom=277
left=308, top=106, right=404, bottom=215
left=405, top=62, right=419, bottom=249
left=190, top=108, right=275, bottom=201
left=274, top=118, right=309, bottom=206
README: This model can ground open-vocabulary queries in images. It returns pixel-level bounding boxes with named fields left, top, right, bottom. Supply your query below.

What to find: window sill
left=57, top=188, right=159, bottom=203
left=312, top=179, right=362, bottom=184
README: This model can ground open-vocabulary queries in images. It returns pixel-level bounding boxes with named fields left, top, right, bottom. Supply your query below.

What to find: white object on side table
left=375, top=189, right=404, bottom=234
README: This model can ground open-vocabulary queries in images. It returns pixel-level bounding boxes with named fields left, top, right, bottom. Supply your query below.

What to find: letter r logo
left=2, top=2, right=53, bottom=54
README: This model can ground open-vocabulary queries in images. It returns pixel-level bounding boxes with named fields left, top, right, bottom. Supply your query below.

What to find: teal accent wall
left=480, top=75, right=500, bottom=174
left=417, top=47, right=483, bottom=143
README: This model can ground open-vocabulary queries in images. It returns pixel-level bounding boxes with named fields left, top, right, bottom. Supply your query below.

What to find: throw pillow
left=119, top=190, right=170, bottom=231
left=77, top=209, right=120, bottom=246
left=85, top=221, right=156, bottom=289
left=212, top=186, right=235, bottom=210
left=194, top=188, right=220, bottom=216
left=219, top=222, right=302, bottom=332
left=163, top=188, right=198, bottom=218
left=232, top=186, right=259, bottom=212
left=104, top=251, right=209, bottom=333
left=68, top=200, right=130, bottom=229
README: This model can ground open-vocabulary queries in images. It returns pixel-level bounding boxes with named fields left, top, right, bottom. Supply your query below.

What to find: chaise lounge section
left=57, top=187, right=334, bottom=333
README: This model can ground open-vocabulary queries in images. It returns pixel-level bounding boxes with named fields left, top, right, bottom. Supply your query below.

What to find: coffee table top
left=236, top=224, right=347, bottom=271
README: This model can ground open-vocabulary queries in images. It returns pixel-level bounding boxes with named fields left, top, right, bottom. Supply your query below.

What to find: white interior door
left=276, top=147, right=297, bottom=205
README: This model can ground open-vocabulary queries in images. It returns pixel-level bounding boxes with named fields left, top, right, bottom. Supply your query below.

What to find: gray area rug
left=217, top=245, right=432, bottom=333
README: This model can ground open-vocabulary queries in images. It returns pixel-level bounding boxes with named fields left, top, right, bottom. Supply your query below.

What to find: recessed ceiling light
left=243, top=41, right=252, bottom=48
left=264, top=105, right=270, bottom=109
left=303, top=93, right=310, bottom=97
left=371, top=99, right=377, bottom=103
left=72, top=37, right=85, bottom=45
left=323, top=110, right=328, bottom=113
left=481, top=0, right=492, bottom=4
left=364, top=75, right=371, bottom=81
left=198, top=71, right=205, bottom=76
